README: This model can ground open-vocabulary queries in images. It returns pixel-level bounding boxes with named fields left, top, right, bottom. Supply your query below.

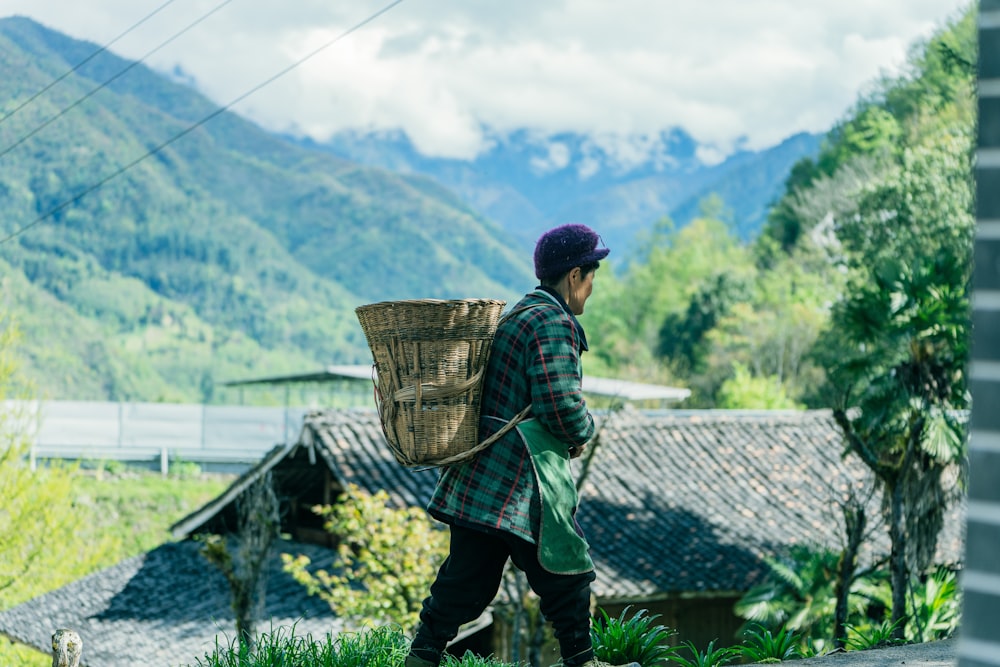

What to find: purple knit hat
left=533, top=223, right=610, bottom=280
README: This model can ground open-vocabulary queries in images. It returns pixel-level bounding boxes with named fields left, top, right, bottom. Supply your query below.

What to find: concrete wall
left=959, top=4, right=1000, bottom=665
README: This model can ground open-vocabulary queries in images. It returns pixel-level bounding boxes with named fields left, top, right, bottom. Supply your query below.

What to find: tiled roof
left=582, top=409, right=868, bottom=599
left=287, top=408, right=965, bottom=599
left=0, top=539, right=339, bottom=667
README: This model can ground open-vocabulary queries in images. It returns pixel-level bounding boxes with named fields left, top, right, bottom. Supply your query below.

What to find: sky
left=1, top=0, right=973, bottom=166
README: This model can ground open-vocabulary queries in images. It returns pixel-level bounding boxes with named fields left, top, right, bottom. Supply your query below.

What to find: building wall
left=599, top=596, right=744, bottom=651
left=961, top=4, right=1000, bottom=666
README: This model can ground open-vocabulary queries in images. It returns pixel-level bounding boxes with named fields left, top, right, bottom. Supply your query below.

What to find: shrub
left=667, top=640, right=737, bottom=667
left=591, top=606, right=677, bottom=666
left=733, top=625, right=801, bottom=663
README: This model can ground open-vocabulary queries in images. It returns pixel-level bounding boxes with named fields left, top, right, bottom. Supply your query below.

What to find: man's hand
left=569, top=444, right=586, bottom=459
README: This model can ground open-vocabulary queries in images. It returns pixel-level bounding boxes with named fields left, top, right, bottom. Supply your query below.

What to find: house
left=0, top=408, right=964, bottom=665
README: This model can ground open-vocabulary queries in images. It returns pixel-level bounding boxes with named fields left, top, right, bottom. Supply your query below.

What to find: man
left=406, top=224, right=638, bottom=667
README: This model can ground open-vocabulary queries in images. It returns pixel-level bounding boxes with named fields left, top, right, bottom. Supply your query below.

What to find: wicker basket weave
left=355, top=298, right=509, bottom=467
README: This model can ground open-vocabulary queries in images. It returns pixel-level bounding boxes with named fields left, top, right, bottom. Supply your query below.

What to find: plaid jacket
left=427, top=288, right=596, bottom=543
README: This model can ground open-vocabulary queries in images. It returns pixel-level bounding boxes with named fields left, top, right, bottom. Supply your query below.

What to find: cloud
left=2, top=0, right=970, bottom=162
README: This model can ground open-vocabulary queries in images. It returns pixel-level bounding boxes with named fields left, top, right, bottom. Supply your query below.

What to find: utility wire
left=0, top=0, right=406, bottom=246
left=0, top=0, right=180, bottom=127
left=0, top=0, right=235, bottom=162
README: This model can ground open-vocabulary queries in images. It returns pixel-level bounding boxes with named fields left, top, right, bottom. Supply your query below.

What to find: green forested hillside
left=582, top=4, right=976, bottom=410
left=0, top=17, right=534, bottom=401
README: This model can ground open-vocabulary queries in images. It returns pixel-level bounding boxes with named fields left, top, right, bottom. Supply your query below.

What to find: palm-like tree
left=735, top=546, right=840, bottom=645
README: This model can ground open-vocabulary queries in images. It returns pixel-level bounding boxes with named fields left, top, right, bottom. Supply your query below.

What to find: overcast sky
left=2, top=0, right=972, bottom=165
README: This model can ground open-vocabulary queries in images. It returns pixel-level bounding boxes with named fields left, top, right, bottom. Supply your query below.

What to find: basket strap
left=429, top=403, right=533, bottom=467
left=391, top=369, right=484, bottom=403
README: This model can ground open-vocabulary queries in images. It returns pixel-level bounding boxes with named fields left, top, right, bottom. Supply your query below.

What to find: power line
left=0, top=0, right=235, bottom=162
left=0, top=0, right=406, bottom=246
left=0, top=0, right=181, bottom=127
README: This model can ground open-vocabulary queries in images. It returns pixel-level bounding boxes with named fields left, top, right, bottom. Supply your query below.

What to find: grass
left=71, top=465, right=232, bottom=555
left=188, top=624, right=409, bottom=667
left=187, top=625, right=517, bottom=667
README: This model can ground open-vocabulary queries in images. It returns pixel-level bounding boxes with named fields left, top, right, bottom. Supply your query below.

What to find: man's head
left=533, top=223, right=610, bottom=283
left=534, top=224, right=610, bottom=315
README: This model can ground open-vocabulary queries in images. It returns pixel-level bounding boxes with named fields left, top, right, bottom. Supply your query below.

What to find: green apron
left=517, top=417, right=594, bottom=575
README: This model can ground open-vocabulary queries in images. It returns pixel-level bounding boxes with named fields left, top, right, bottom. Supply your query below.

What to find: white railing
left=5, top=400, right=313, bottom=472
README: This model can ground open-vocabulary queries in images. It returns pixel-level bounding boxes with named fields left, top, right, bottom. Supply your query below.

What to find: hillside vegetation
left=0, top=17, right=533, bottom=401
left=582, top=4, right=976, bottom=411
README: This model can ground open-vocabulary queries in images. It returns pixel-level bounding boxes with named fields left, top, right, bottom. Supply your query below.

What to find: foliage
left=715, top=364, right=802, bottom=410
left=658, top=271, right=752, bottom=374
left=70, top=467, right=231, bottom=555
left=733, top=522, right=963, bottom=653
left=844, top=619, right=907, bottom=651
left=441, top=652, right=519, bottom=667
left=591, top=606, right=677, bottom=666
left=198, top=473, right=281, bottom=645
left=0, top=635, right=49, bottom=667
left=666, top=640, right=736, bottom=667
left=0, top=316, right=120, bottom=610
left=733, top=625, right=802, bottom=663
left=0, top=314, right=227, bottom=664
left=0, top=460, right=229, bottom=665
left=187, top=624, right=410, bottom=667
left=586, top=202, right=832, bottom=408
left=856, top=566, right=962, bottom=644
left=186, top=623, right=526, bottom=667
left=820, top=126, right=972, bottom=639
left=586, top=214, right=750, bottom=385
left=282, top=484, right=448, bottom=633
left=754, top=3, right=976, bottom=643
left=906, top=568, right=961, bottom=642
left=734, top=546, right=841, bottom=643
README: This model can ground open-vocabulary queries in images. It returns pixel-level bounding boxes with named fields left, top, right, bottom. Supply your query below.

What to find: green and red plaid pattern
left=427, top=288, right=596, bottom=542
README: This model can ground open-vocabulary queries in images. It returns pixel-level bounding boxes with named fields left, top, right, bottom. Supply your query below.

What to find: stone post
left=51, top=629, right=82, bottom=667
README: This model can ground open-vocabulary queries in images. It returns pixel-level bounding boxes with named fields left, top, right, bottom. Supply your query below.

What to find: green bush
left=591, top=606, right=677, bottom=666
left=667, top=640, right=737, bottom=667
left=733, top=625, right=801, bottom=663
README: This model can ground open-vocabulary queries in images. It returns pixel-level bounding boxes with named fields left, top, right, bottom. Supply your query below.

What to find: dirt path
left=789, top=639, right=955, bottom=667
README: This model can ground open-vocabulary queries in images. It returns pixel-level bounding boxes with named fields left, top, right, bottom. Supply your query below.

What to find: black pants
left=410, top=523, right=597, bottom=666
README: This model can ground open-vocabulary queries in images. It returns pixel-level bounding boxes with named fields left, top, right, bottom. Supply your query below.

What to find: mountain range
left=0, top=16, right=821, bottom=401
left=304, top=127, right=821, bottom=254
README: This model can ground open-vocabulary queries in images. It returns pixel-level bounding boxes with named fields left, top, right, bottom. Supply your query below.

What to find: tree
left=818, top=126, right=973, bottom=640
left=282, top=484, right=448, bottom=633
left=715, top=363, right=801, bottom=410
left=658, top=272, right=752, bottom=376
left=0, top=314, right=120, bottom=611
left=734, top=545, right=841, bottom=650
left=588, top=211, right=751, bottom=377
left=198, top=471, right=280, bottom=647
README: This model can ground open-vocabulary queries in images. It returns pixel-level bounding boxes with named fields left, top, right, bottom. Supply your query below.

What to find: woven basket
left=356, top=298, right=508, bottom=467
